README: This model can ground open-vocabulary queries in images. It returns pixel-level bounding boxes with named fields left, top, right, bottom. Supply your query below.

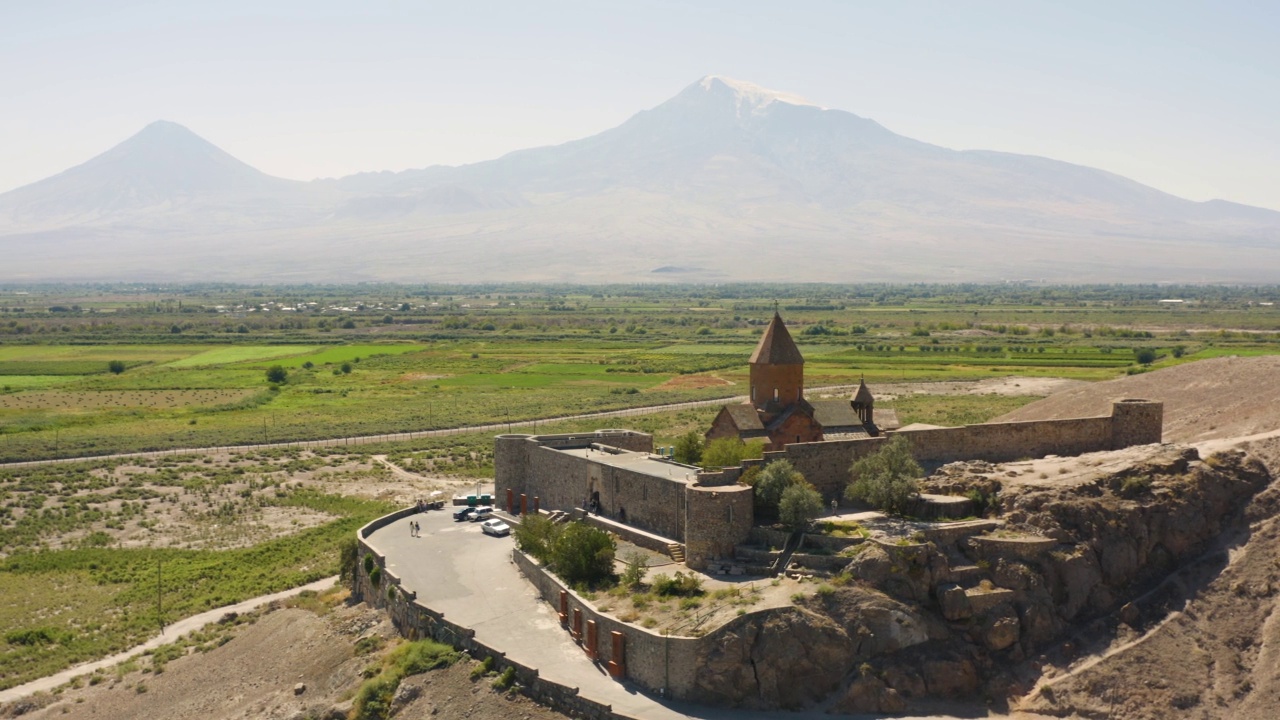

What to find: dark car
left=453, top=507, right=476, bottom=521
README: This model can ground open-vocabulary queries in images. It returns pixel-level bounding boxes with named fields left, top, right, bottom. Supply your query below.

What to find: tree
left=107, top=360, right=126, bottom=375
left=548, top=523, right=616, bottom=586
left=265, top=365, right=288, bottom=384
left=702, top=437, right=765, bottom=468
left=1134, top=348, right=1158, bottom=365
left=673, top=431, right=704, bottom=465
left=779, top=483, right=824, bottom=531
left=340, top=362, right=353, bottom=374
left=845, top=435, right=922, bottom=516
left=512, top=514, right=558, bottom=561
left=753, top=459, right=804, bottom=510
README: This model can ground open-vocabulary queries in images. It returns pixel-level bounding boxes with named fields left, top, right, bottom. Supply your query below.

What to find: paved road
left=0, top=385, right=870, bottom=470
left=0, top=575, right=339, bottom=705
left=368, top=510, right=1027, bottom=720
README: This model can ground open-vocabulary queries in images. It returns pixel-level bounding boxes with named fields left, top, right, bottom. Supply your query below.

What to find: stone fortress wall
left=494, top=400, right=1163, bottom=569
left=764, top=399, right=1164, bottom=500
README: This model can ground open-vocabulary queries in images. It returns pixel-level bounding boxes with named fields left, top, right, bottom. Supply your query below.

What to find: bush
left=1134, top=348, right=1158, bottom=365
left=265, top=365, right=288, bottom=384
left=492, top=665, right=516, bottom=690
left=753, top=460, right=804, bottom=511
left=619, top=550, right=647, bottom=589
left=548, top=523, right=616, bottom=586
left=778, top=483, right=824, bottom=531
left=673, top=430, right=703, bottom=465
left=107, top=360, right=126, bottom=375
left=652, top=571, right=704, bottom=597
left=339, top=536, right=359, bottom=587
left=470, top=655, right=494, bottom=679
left=702, top=437, right=764, bottom=468
left=512, top=514, right=558, bottom=562
left=353, top=639, right=460, bottom=720
left=845, top=435, right=922, bottom=516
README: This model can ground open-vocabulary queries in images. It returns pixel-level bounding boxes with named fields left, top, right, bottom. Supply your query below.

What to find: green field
left=0, top=283, right=1276, bottom=462
left=164, top=345, right=319, bottom=367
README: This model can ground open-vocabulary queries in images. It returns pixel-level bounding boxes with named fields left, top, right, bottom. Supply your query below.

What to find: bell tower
left=749, top=312, right=804, bottom=414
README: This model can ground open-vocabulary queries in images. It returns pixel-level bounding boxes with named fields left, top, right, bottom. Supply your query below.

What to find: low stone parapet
left=968, top=534, right=1058, bottom=562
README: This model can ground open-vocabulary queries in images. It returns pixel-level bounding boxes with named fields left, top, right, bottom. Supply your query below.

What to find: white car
left=481, top=519, right=511, bottom=537
left=469, top=506, right=495, bottom=522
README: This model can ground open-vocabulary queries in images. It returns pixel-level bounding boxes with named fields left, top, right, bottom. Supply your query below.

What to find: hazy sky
left=3, top=1, right=1277, bottom=209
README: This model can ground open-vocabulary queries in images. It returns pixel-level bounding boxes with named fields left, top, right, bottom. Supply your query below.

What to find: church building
left=705, top=312, right=897, bottom=451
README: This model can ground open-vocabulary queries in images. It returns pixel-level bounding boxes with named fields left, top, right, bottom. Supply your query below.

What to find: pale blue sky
left=2, top=0, right=1277, bottom=209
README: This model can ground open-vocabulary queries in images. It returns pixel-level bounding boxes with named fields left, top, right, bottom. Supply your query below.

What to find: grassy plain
left=1, top=284, right=1278, bottom=462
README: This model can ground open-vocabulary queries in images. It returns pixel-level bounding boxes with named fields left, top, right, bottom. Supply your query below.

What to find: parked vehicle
left=481, top=519, right=511, bottom=537
left=453, top=507, right=476, bottom=521
left=469, top=506, right=494, bottom=522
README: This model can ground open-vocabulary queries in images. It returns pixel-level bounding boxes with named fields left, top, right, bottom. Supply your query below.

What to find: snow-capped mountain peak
left=697, top=75, right=823, bottom=113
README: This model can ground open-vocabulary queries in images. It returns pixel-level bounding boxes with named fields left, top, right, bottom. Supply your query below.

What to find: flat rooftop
left=557, top=446, right=698, bottom=482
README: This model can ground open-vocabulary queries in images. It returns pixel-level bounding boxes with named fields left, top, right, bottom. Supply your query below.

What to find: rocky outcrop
left=700, top=443, right=1274, bottom=714
left=693, top=607, right=854, bottom=709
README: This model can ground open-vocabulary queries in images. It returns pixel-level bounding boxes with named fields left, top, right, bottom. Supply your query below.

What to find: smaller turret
left=852, top=378, right=874, bottom=424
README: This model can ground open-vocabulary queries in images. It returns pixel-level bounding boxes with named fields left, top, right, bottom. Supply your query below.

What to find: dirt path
left=0, top=575, right=338, bottom=705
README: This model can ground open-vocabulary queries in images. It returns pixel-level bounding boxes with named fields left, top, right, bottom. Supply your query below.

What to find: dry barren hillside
left=994, top=356, right=1280, bottom=443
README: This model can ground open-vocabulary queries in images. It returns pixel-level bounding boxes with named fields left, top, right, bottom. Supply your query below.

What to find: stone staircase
left=667, top=543, right=686, bottom=564
left=547, top=510, right=572, bottom=525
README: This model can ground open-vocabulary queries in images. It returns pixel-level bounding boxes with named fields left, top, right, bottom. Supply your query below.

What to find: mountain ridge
left=2, top=76, right=1278, bottom=282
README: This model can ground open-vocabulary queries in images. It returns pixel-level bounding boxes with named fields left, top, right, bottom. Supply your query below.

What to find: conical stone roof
left=749, top=312, right=804, bottom=365
left=853, top=378, right=874, bottom=405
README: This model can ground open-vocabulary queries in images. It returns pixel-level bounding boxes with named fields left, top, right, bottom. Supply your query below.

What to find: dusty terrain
left=3, top=591, right=564, bottom=720
left=995, top=355, right=1280, bottom=443
left=3, top=449, right=469, bottom=557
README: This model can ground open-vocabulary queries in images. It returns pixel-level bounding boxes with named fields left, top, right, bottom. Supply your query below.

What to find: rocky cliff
left=691, top=442, right=1276, bottom=715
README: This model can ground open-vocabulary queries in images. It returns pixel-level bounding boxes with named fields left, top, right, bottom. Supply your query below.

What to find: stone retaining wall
left=512, top=548, right=701, bottom=699
left=582, top=514, right=676, bottom=556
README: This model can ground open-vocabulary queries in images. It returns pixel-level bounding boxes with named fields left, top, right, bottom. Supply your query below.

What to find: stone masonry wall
left=520, top=444, right=688, bottom=540
left=759, top=400, right=1163, bottom=500
left=683, top=483, right=754, bottom=570
left=895, top=416, right=1113, bottom=465
left=776, top=435, right=887, bottom=500
left=512, top=548, right=701, bottom=699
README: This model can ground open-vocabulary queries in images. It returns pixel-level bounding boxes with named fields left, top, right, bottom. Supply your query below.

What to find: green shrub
left=491, top=665, right=516, bottom=691
left=845, top=436, right=922, bottom=516
left=548, top=523, right=615, bottom=586
left=369, top=567, right=381, bottom=587
left=702, top=438, right=764, bottom=469
left=619, top=550, right=647, bottom=589
left=673, top=430, right=703, bottom=465
left=652, top=571, right=704, bottom=597
left=512, top=514, right=558, bottom=562
left=778, top=483, right=824, bottom=531
left=340, top=537, right=359, bottom=587
left=470, top=655, right=494, bottom=679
